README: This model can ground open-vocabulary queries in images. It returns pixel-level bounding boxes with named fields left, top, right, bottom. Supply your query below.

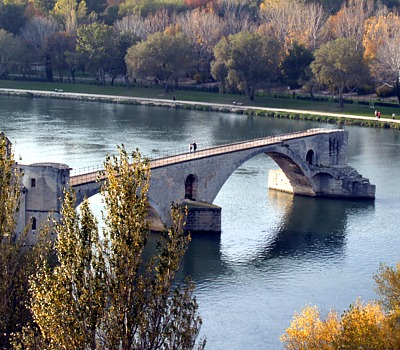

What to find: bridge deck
left=70, top=128, right=341, bottom=187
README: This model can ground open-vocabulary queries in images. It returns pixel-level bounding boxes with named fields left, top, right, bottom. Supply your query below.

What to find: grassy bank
left=1, top=79, right=400, bottom=129
left=237, top=110, right=400, bottom=130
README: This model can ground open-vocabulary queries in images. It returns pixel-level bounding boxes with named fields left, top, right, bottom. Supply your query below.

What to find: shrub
left=357, top=84, right=375, bottom=95
left=376, top=84, right=395, bottom=98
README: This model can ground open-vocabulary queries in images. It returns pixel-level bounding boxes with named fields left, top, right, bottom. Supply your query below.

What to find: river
left=1, top=95, right=399, bottom=349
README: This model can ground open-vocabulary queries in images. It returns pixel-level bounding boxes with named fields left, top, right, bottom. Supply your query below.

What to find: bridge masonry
left=14, top=128, right=375, bottom=242
left=146, top=129, right=375, bottom=231
left=265, top=129, right=375, bottom=198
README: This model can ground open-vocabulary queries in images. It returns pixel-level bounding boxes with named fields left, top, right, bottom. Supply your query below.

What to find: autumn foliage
left=183, top=0, right=214, bottom=10
left=281, top=263, right=400, bottom=349
left=18, top=146, right=205, bottom=349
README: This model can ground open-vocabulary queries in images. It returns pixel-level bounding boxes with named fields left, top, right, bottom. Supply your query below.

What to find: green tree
left=311, top=38, right=369, bottom=107
left=211, top=31, right=280, bottom=101
left=31, top=0, right=57, bottom=14
left=280, top=43, right=314, bottom=89
left=125, top=29, right=194, bottom=93
left=305, top=0, right=343, bottom=14
left=110, top=31, right=139, bottom=86
left=0, top=134, right=35, bottom=349
left=0, top=3, right=27, bottom=34
left=0, top=29, right=20, bottom=78
left=86, top=0, right=106, bottom=15
left=47, top=31, right=76, bottom=82
left=76, top=22, right=115, bottom=85
left=28, top=146, right=205, bottom=350
left=380, top=0, right=400, bottom=10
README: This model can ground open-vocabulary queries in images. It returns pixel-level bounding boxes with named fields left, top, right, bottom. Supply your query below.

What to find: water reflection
left=177, top=191, right=375, bottom=284
left=261, top=192, right=375, bottom=261
left=3, top=94, right=393, bottom=349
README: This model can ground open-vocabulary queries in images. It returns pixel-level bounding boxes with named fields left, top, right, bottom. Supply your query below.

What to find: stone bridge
left=70, top=128, right=375, bottom=231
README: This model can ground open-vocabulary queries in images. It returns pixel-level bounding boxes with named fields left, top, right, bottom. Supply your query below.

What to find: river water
left=1, top=95, right=400, bottom=349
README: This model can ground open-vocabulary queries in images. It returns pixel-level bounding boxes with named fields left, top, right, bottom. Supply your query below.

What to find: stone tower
left=17, top=163, right=70, bottom=244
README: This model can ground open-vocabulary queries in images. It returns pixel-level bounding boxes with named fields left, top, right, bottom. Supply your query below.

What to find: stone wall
left=268, top=169, right=293, bottom=193
left=182, top=200, right=221, bottom=233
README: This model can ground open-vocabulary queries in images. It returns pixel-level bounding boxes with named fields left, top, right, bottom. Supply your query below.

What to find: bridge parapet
left=69, top=128, right=374, bottom=232
left=14, top=128, right=375, bottom=241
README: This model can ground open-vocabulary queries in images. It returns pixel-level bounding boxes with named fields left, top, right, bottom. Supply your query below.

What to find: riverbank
left=2, top=87, right=400, bottom=130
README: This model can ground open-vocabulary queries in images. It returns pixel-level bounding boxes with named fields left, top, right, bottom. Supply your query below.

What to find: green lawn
left=0, top=79, right=399, bottom=119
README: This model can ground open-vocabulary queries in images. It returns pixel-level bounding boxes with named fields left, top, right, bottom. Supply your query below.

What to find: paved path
left=2, top=87, right=400, bottom=124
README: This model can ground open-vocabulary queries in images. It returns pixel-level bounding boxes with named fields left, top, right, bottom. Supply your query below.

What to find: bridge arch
left=266, top=151, right=315, bottom=196
left=312, top=172, right=335, bottom=190
left=171, top=142, right=318, bottom=208
left=72, top=129, right=375, bottom=229
left=74, top=189, right=166, bottom=232
left=147, top=198, right=165, bottom=231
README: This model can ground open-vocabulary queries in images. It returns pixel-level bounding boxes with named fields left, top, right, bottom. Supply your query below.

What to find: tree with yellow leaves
left=323, top=0, right=374, bottom=52
left=338, top=299, right=390, bottom=349
left=280, top=305, right=340, bottom=350
left=374, top=262, right=400, bottom=347
left=363, top=12, right=400, bottom=61
left=27, top=145, right=205, bottom=350
left=363, top=12, right=400, bottom=103
left=52, top=0, right=87, bottom=33
left=375, top=262, right=400, bottom=312
left=0, top=134, right=37, bottom=349
left=281, top=262, right=400, bottom=349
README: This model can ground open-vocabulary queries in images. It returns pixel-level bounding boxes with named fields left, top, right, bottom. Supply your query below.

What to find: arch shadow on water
left=252, top=192, right=376, bottom=264
left=174, top=192, right=375, bottom=283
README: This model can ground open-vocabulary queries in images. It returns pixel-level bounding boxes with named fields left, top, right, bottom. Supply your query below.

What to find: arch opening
left=31, top=217, right=37, bottom=231
left=266, top=151, right=316, bottom=196
left=306, top=149, right=314, bottom=165
left=185, top=174, right=197, bottom=200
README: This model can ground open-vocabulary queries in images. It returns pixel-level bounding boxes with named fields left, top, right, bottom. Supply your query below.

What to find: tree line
left=2, top=0, right=400, bottom=104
